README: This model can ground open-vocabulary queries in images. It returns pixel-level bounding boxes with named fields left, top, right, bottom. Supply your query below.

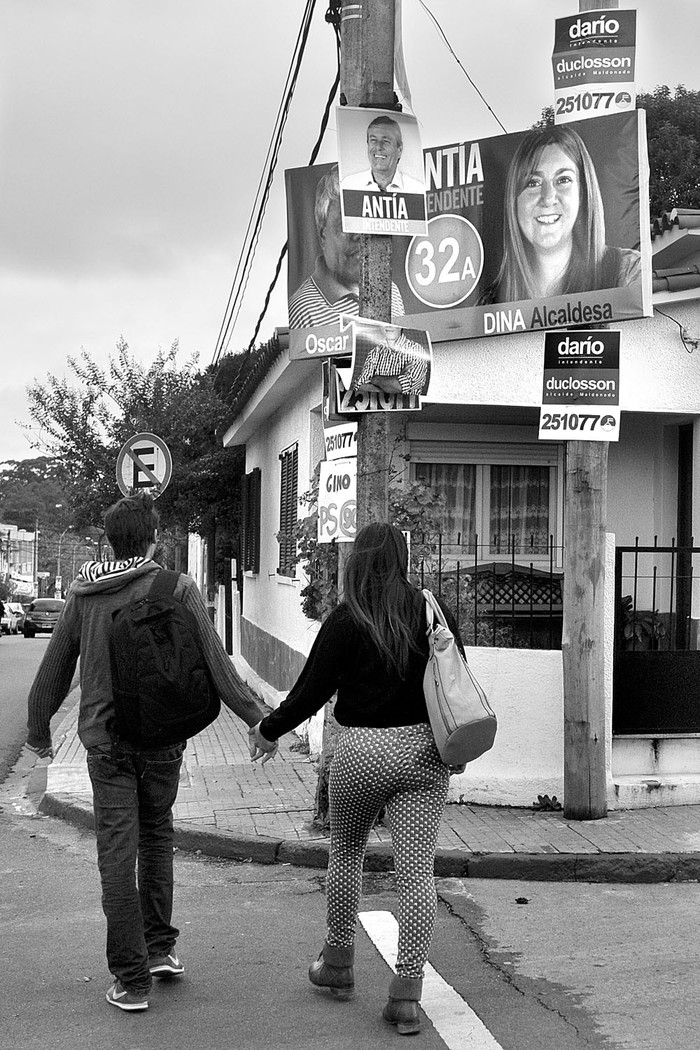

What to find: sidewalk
left=38, top=701, right=700, bottom=883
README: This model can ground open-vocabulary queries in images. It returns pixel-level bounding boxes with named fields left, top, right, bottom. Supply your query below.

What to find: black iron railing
left=614, top=539, right=700, bottom=653
left=613, top=540, right=700, bottom=734
left=409, top=534, right=564, bottom=650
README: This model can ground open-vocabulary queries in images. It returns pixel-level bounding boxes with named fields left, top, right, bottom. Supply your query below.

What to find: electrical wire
left=212, top=0, right=316, bottom=363
left=217, top=1, right=505, bottom=364
left=245, top=34, right=341, bottom=353
left=654, top=306, right=697, bottom=353
left=416, top=0, right=507, bottom=134
left=212, top=0, right=319, bottom=366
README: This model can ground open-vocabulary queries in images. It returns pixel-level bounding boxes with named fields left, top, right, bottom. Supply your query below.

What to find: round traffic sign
left=116, top=432, right=173, bottom=498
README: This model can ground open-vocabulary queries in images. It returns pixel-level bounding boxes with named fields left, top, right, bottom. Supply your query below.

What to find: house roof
left=650, top=207, right=700, bottom=287
left=217, top=329, right=288, bottom=425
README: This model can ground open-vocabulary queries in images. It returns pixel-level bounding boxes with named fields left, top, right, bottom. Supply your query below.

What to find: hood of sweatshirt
left=69, top=557, right=161, bottom=596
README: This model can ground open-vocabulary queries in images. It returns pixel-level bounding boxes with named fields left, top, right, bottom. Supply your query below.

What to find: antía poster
left=286, top=111, right=651, bottom=347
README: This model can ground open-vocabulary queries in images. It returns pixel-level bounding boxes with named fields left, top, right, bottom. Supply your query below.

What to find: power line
left=245, top=40, right=341, bottom=353
left=417, top=0, right=508, bottom=134
left=212, top=0, right=319, bottom=366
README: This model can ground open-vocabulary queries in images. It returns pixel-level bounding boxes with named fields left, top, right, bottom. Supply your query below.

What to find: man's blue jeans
left=87, top=740, right=185, bottom=994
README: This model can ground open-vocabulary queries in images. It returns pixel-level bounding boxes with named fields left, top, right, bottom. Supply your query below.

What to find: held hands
left=26, top=742, right=54, bottom=760
left=248, top=722, right=279, bottom=765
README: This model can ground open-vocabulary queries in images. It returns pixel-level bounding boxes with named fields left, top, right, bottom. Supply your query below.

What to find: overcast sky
left=1, top=0, right=698, bottom=462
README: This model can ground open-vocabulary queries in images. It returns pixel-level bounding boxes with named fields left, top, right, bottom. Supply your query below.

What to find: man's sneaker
left=149, top=952, right=185, bottom=978
left=105, top=979, right=149, bottom=1011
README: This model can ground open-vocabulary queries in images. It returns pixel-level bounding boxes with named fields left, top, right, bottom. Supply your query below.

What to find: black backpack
left=109, top=570, right=221, bottom=748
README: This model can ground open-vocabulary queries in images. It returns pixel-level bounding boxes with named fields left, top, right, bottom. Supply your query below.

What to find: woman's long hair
left=342, top=522, right=422, bottom=678
left=493, top=124, right=606, bottom=303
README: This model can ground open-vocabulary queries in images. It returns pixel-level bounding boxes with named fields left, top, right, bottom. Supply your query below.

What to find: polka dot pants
left=326, top=723, right=449, bottom=980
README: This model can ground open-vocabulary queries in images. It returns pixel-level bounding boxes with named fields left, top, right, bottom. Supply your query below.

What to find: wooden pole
left=562, top=442, right=609, bottom=818
left=311, top=0, right=397, bottom=829
left=340, top=0, right=396, bottom=527
left=562, top=0, right=618, bottom=819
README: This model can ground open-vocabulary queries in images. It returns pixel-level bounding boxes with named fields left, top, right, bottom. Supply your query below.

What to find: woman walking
left=249, top=522, right=464, bottom=1035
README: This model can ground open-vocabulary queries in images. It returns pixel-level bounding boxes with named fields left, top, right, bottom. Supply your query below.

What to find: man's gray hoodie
left=27, top=558, right=264, bottom=751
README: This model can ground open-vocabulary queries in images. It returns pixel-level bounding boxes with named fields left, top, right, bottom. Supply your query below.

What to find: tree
left=25, top=339, right=247, bottom=584
left=0, top=458, right=71, bottom=532
left=637, top=85, right=700, bottom=214
left=534, top=85, right=700, bottom=216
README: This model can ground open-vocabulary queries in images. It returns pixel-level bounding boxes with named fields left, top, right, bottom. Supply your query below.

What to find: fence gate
left=614, top=543, right=700, bottom=734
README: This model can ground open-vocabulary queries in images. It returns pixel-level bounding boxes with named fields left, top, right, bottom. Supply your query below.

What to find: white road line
left=359, top=910, right=504, bottom=1050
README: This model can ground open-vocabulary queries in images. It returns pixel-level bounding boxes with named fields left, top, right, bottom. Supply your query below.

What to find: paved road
left=0, top=807, right=608, bottom=1050
left=3, top=796, right=699, bottom=1050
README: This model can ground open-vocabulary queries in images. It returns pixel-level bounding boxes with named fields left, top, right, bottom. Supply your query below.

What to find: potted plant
left=621, top=595, right=666, bottom=650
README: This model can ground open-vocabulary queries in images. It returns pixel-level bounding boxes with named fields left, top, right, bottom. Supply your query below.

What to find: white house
left=222, top=208, right=700, bottom=811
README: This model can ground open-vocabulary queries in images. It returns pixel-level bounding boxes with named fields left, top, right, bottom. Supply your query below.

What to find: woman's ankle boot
left=308, top=941, right=355, bottom=999
left=382, top=975, right=423, bottom=1035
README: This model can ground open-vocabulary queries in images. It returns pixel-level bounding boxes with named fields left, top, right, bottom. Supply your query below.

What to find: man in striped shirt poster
left=288, top=166, right=405, bottom=329
left=353, top=324, right=430, bottom=397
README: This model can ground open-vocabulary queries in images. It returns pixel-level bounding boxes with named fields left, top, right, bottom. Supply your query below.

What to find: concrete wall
left=445, top=648, right=565, bottom=806
left=426, top=304, right=700, bottom=415
left=242, top=382, right=323, bottom=660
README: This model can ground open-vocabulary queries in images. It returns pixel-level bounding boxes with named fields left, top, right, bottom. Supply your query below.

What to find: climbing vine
left=284, top=466, right=446, bottom=622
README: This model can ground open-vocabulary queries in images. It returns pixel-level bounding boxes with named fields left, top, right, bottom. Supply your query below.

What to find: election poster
left=323, top=421, right=357, bottom=461
left=336, top=106, right=427, bottom=237
left=539, top=329, right=620, bottom=442
left=285, top=161, right=369, bottom=360
left=318, top=458, right=357, bottom=543
left=320, top=315, right=431, bottom=415
left=286, top=110, right=651, bottom=348
left=552, top=9, right=636, bottom=124
left=391, top=110, right=651, bottom=341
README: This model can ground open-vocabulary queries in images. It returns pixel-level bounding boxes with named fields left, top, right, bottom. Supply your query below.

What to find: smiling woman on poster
left=479, top=124, right=641, bottom=305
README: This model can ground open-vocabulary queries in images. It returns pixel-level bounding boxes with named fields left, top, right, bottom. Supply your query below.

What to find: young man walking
left=27, top=494, right=270, bottom=1011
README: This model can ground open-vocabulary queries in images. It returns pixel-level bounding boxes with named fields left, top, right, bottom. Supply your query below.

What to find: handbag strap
left=422, top=588, right=449, bottom=631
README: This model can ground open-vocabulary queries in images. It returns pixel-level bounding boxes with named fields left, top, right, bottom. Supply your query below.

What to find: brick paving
left=40, top=700, right=700, bottom=881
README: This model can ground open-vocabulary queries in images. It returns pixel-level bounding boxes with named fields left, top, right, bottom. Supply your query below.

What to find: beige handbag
left=423, top=589, right=497, bottom=765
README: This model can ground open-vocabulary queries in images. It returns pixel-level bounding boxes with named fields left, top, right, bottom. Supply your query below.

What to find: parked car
left=1, top=602, right=26, bottom=635
left=23, top=598, right=65, bottom=637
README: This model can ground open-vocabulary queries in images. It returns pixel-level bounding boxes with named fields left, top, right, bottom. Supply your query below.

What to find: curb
left=38, top=791, right=700, bottom=884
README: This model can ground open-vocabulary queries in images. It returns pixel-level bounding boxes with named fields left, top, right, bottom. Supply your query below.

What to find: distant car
left=23, top=598, right=66, bottom=638
left=1, top=602, right=26, bottom=635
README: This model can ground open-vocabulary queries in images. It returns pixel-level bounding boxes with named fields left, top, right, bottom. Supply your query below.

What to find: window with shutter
left=241, top=468, right=261, bottom=573
left=278, top=444, right=299, bottom=577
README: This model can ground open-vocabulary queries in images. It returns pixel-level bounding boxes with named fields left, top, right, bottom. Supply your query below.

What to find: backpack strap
left=147, top=569, right=181, bottom=600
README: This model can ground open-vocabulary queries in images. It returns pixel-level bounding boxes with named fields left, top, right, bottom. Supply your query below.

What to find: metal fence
left=408, top=534, right=564, bottom=650
left=613, top=541, right=700, bottom=734
left=614, top=540, right=700, bottom=653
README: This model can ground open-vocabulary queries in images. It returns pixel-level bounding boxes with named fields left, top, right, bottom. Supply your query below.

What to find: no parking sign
left=116, top=433, right=173, bottom=497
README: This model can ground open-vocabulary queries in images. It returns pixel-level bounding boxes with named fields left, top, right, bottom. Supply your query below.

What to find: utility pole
left=340, top=0, right=396, bottom=526
left=561, top=0, right=618, bottom=820
left=312, top=0, right=397, bottom=829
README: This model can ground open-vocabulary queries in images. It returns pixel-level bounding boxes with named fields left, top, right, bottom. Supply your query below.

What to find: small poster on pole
left=552, top=9, right=636, bottom=124
left=539, top=330, right=620, bottom=441
left=336, top=106, right=427, bottom=236
left=318, top=458, right=357, bottom=543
